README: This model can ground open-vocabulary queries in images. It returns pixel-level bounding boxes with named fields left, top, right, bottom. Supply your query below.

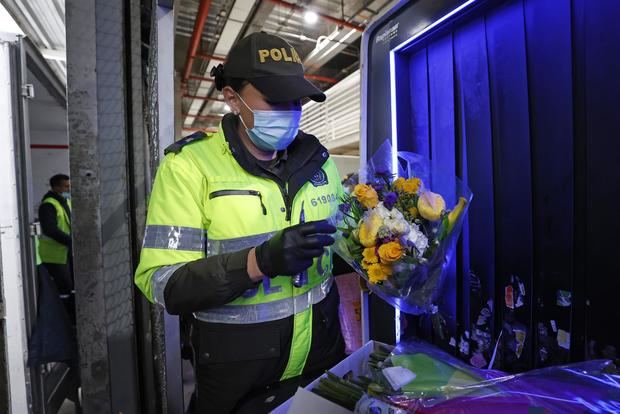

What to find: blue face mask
left=236, top=94, right=301, bottom=151
left=61, top=192, right=71, bottom=200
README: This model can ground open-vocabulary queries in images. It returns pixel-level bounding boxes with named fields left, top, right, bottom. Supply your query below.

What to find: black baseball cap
left=217, top=32, right=326, bottom=103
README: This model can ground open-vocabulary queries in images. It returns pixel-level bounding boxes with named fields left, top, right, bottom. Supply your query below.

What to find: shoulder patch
left=310, top=168, right=329, bottom=187
left=164, top=131, right=207, bottom=155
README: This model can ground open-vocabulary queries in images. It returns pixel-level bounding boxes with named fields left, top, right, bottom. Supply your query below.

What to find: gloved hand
left=255, top=220, right=337, bottom=277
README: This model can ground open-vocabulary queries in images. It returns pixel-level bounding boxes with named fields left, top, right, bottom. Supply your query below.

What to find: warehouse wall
left=27, top=68, right=69, bottom=215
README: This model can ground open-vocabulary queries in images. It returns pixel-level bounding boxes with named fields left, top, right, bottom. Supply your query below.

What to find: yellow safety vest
left=135, top=125, right=343, bottom=378
left=38, top=197, right=71, bottom=265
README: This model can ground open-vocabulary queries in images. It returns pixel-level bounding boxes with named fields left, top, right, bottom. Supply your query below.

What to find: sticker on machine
left=557, top=329, right=571, bottom=350
left=514, top=328, right=526, bottom=358
left=556, top=290, right=572, bottom=307
left=505, top=285, right=514, bottom=309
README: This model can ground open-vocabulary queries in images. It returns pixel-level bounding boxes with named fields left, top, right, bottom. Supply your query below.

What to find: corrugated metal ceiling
left=177, top=0, right=395, bottom=130
left=2, top=0, right=66, bottom=84
left=176, top=0, right=232, bottom=43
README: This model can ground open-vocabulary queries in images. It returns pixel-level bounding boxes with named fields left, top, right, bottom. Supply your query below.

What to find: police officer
left=135, top=32, right=345, bottom=412
left=38, top=173, right=74, bottom=319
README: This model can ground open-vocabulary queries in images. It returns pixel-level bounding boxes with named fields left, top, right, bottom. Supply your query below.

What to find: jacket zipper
left=275, top=184, right=292, bottom=221
left=280, top=148, right=324, bottom=222
left=209, top=190, right=267, bottom=215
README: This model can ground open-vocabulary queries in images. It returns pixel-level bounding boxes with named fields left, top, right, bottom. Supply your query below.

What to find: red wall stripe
left=30, top=144, right=69, bottom=149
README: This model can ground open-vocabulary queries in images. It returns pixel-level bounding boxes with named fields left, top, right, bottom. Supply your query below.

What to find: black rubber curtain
left=389, top=0, right=620, bottom=370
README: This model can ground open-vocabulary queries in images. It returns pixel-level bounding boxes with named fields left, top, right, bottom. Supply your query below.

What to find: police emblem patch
left=310, top=169, right=328, bottom=187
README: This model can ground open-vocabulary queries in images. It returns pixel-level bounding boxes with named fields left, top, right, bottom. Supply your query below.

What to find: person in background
left=38, top=173, right=74, bottom=320
left=135, top=32, right=346, bottom=413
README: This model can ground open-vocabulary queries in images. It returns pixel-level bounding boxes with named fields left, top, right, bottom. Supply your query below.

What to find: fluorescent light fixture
left=300, top=34, right=307, bottom=41
left=393, top=0, right=477, bottom=53
left=389, top=51, right=400, bottom=343
left=395, top=308, right=401, bottom=343
left=307, top=30, right=340, bottom=60
left=389, top=52, right=399, bottom=176
left=388, top=0, right=478, bottom=343
left=304, top=10, right=319, bottom=25
left=319, top=28, right=358, bottom=61
left=389, top=0, right=479, bottom=158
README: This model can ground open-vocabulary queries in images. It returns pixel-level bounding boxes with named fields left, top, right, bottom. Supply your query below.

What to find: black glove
left=255, top=220, right=337, bottom=277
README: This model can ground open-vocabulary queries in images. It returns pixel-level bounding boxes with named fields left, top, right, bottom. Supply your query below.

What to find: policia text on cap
left=134, top=32, right=347, bottom=412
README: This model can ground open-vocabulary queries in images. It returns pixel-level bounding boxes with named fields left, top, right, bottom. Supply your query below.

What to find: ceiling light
left=304, top=11, right=319, bottom=25
left=224, top=104, right=230, bottom=111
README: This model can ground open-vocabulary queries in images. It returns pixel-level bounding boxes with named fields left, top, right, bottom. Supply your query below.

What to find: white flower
left=374, top=202, right=405, bottom=221
left=385, top=217, right=409, bottom=235
left=367, top=203, right=409, bottom=236
left=405, top=223, right=429, bottom=255
left=373, top=202, right=391, bottom=219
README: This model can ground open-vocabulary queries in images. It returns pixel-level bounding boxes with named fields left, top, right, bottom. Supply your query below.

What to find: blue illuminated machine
left=360, top=0, right=620, bottom=372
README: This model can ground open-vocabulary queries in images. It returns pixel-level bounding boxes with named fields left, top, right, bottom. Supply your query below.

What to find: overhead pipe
left=195, top=53, right=226, bottom=62
left=182, top=0, right=213, bottom=82
left=264, top=0, right=364, bottom=32
left=304, top=74, right=337, bottom=84
left=188, top=75, right=215, bottom=82
left=182, top=113, right=223, bottom=120
left=182, top=94, right=225, bottom=102
left=188, top=72, right=335, bottom=84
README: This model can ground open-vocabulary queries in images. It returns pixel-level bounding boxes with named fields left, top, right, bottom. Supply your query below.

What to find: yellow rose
left=367, top=263, right=389, bottom=284
left=394, top=177, right=421, bottom=194
left=359, top=212, right=383, bottom=247
left=353, top=184, right=379, bottom=209
left=362, top=247, right=379, bottom=267
left=378, top=241, right=404, bottom=263
left=380, top=263, right=393, bottom=276
left=393, top=177, right=406, bottom=192
left=417, top=191, right=446, bottom=222
left=403, top=178, right=421, bottom=194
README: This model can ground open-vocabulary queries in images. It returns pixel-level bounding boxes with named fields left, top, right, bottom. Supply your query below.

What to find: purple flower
left=375, top=168, right=390, bottom=177
left=383, top=192, right=398, bottom=210
left=372, top=183, right=385, bottom=192
left=338, top=203, right=351, bottom=214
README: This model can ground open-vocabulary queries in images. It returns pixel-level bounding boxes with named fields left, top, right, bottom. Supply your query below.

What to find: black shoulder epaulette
left=164, top=131, right=207, bottom=155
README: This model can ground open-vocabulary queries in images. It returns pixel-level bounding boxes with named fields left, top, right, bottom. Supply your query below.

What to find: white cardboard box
left=271, top=340, right=392, bottom=414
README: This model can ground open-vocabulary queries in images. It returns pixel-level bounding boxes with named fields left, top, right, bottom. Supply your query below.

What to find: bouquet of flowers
left=332, top=141, right=473, bottom=314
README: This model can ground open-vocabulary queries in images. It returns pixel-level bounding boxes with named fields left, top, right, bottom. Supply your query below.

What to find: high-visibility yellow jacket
left=135, top=116, right=343, bottom=379
left=39, top=195, right=72, bottom=264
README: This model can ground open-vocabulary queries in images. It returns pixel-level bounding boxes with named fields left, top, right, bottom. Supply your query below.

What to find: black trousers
left=42, top=262, right=75, bottom=324
left=192, top=285, right=345, bottom=413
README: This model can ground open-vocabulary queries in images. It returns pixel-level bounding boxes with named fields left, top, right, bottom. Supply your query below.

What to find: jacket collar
left=221, top=113, right=328, bottom=182
left=43, top=191, right=71, bottom=221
